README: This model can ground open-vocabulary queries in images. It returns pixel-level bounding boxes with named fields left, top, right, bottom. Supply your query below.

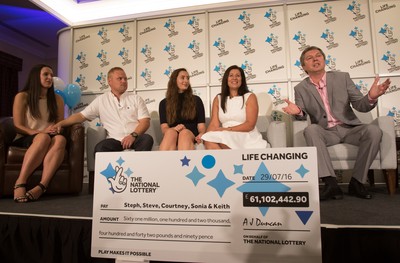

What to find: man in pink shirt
left=283, top=46, right=391, bottom=201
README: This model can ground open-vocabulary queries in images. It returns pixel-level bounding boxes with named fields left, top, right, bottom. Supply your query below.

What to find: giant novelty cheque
left=92, top=147, right=321, bottom=263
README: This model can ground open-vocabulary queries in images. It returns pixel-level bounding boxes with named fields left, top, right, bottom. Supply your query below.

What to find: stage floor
left=0, top=183, right=399, bottom=228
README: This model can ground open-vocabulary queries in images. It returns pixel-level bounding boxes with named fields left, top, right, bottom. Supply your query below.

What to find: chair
left=86, top=115, right=287, bottom=193
left=0, top=117, right=85, bottom=197
left=292, top=112, right=397, bottom=195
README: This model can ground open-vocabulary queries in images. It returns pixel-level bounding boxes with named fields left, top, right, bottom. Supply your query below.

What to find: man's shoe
left=348, top=178, right=372, bottom=199
left=320, top=184, right=343, bottom=201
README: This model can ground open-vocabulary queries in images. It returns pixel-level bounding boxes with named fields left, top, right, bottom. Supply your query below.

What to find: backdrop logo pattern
left=97, top=50, right=110, bottom=67
left=76, top=51, right=89, bottom=69
left=75, top=74, right=88, bottom=91
left=355, top=80, right=369, bottom=95
left=141, top=68, right=155, bottom=87
left=214, top=63, right=226, bottom=83
left=238, top=11, right=254, bottom=30
left=387, top=107, right=400, bottom=127
left=349, top=27, right=368, bottom=47
left=264, top=8, right=281, bottom=28
left=75, top=33, right=91, bottom=43
left=119, top=24, right=132, bottom=42
left=294, top=60, right=307, bottom=78
left=321, top=29, right=339, bottom=50
left=268, top=85, right=284, bottom=106
left=289, top=11, right=309, bottom=21
left=350, top=58, right=371, bottom=70
left=239, top=35, right=255, bottom=55
left=96, top=72, right=108, bottom=90
left=190, top=69, right=205, bottom=78
left=98, top=27, right=111, bottom=45
left=213, top=38, right=229, bottom=57
left=164, top=66, right=174, bottom=79
left=241, top=61, right=256, bottom=81
left=265, top=33, right=282, bottom=53
left=379, top=24, right=398, bottom=45
left=347, top=1, right=366, bottom=21
left=319, top=3, right=337, bottom=24
left=164, top=42, right=179, bottom=61
left=381, top=51, right=400, bottom=73
left=188, top=16, right=203, bottom=35
left=265, top=64, right=285, bottom=75
left=164, top=19, right=179, bottom=37
left=119, top=47, right=132, bottom=65
left=211, top=18, right=230, bottom=28
left=141, top=44, right=155, bottom=63
left=139, top=26, right=156, bottom=36
left=375, top=3, right=397, bottom=13
left=293, top=31, right=309, bottom=51
left=325, top=55, right=337, bottom=71
left=188, top=40, right=203, bottom=59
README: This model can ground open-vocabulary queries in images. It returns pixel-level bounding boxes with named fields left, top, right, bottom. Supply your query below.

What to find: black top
left=159, top=94, right=205, bottom=136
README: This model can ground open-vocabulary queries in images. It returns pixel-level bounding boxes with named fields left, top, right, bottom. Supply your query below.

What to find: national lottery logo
left=75, top=74, right=88, bottom=91
left=381, top=51, right=400, bottom=73
left=100, top=162, right=160, bottom=194
left=379, top=24, right=398, bottom=46
left=164, top=42, right=179, bottom=61
left=318, top=3, right=337, bottom=23
left=97, top=27, right=111, bottom=45
left=294, top=60, right=308, bottom=78
left=355, top=80, right=369, bottom=95
left=188, top=16, right=203, bottom=35
left=164, top=19, right=179, bottom=37
left=96, top=72, right=108, bottom=90
left=265, top=33, right=282, bottom=53
left=213, top=63, right=226, bottom=83
left=239, top=35, right=255, bottom=55
left=264, top=8, right=281, bottom=28
left=347, top=1, right=366, bottom=21
left=238, top=11, right=254, bottom=30
left=141, top=68, right=155, bottom=87
left=188, top=40, right=203, bottom=59
left=349, top=27, right=368, bottom=48
left=76, top=51, right=88, bottom=69
left=118, top=47, right=132, bottom=66
left=321, top=29, right=339, bottom=50
left=325, top=55, right=337, bottom=71
left=213, top=37, right=229, bottom=57
left=387, top=107, right=400, bottom=127
left=268, top=85, right=284, bottom=106
left=164, top=66, right=174, bottom=79
left=118, top=24, right=132, bottom=42
left=293, top=31, right=309, bottom=52
left=141, top=44, right=155, bottom=63
left=96, top=50, right=110, bottom=68
left=241, top=61, right=256, bottom=81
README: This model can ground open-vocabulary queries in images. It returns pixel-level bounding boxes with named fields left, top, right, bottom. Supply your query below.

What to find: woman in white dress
left=201, top=65, right=268, bottom=149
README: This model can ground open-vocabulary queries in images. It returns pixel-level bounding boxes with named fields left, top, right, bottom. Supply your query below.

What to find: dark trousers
left=94, top=134, right=154, bottom=153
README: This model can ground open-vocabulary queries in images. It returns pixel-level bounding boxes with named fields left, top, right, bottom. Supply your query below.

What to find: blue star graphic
left=295, top=164, right=309, bottom=178
left=116, top=157, right=125, bottom=166
left=76, top=54, right=81, bottom=60
left=186, top=166, right=205, bottom=186
left=293, top=34, right=300, bottom=41
left=349, top=30, right=356, bottom=37
left=265, top=37, right=272, bottom=43
left=125, top=168, right=133, bottom=177
left=234, top=164, right=243, bottom=174
left=237, top=162, right=291, bottom=216
left=213, top=41, right=219, bottom=47
left=321, top=32, right=328, bottom=39
left=181, top=156, right=190, bottom=166
left=207, top=170, right=235, bottom=198
left=164, top=22, right=170, bottom=28
left=188, top=19, right=194, bottom=26
left=100, top=163, right=116, bottom=179
left=319, top=7, right=326, bottom=13
left=188, top=43, right=194, bottom=49
left=264, top=12, right=271, bottom=18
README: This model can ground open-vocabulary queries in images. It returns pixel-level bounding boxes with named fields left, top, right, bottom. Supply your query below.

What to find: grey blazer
left=294, top=71, right=376, bottom=128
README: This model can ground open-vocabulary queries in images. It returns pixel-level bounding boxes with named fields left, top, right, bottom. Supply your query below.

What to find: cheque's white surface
left=92, top=147, right=321, bottom=263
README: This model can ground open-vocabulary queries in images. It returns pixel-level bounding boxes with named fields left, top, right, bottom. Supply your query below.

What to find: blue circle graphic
left=202, top=155, right=216, bottom=169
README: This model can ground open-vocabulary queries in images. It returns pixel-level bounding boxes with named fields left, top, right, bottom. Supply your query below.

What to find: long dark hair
left=220, top=65, right=249, bottom=113
left=165, top=68, right=196, bottom=124
left=21, top=64, right=58, bottom=122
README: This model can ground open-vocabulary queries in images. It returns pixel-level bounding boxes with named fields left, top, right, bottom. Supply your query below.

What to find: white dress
left=201, top=93, right=269, bottom=149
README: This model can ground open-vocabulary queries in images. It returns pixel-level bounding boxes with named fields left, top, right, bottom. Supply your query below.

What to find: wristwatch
left=130, top=132, right=138, bottom=139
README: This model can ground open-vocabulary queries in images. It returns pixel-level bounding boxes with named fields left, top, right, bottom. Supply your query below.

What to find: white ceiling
left=31, top=0, right=278, bottom=26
